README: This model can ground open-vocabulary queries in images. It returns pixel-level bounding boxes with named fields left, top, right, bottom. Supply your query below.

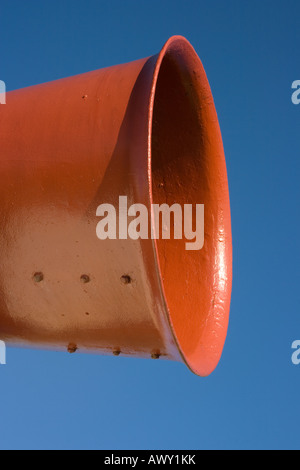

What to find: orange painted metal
left=0, top=36, right=232, bottom=376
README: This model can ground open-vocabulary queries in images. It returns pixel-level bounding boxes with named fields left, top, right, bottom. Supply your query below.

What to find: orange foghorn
left=0, top=36, right=232, bottom=376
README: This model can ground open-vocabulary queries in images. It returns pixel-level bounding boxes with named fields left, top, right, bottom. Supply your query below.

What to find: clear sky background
left=0, top=0, right=299, bottom=450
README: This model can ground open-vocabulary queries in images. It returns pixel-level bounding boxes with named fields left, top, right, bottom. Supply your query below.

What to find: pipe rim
left=147, top=36, right=232, bottom=376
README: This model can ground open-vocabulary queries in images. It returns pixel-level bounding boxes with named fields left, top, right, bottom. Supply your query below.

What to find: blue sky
left=0, top=0, right=299, bottom=450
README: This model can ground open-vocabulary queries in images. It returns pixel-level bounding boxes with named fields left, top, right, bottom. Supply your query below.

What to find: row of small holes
left=33, top=273, right=158, bottom=356
left=33, top=273, right=133, bottom=285
left=68, top=346, right=160, bottom=360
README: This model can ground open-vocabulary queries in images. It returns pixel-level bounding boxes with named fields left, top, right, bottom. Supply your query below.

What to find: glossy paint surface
left=0, top=36, right=232, bottom=376
left=150, top=38, right=232, bottom=376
